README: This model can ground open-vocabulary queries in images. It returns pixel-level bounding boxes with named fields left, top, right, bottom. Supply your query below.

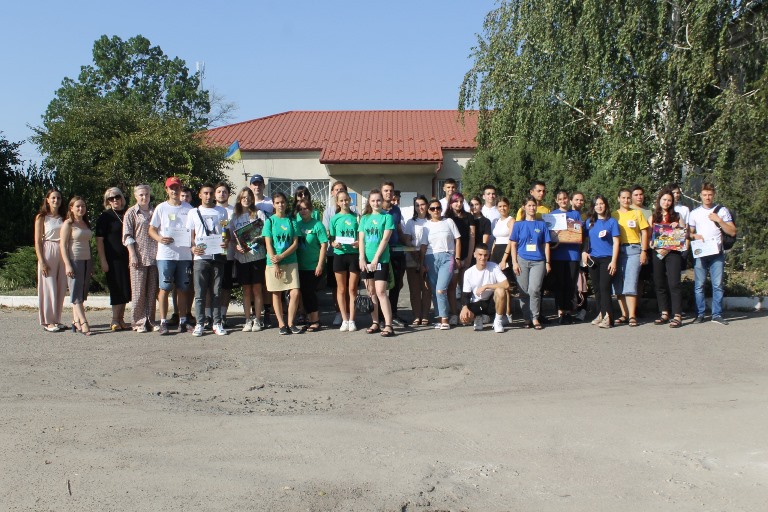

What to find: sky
left=1, top=0, right=498, bottom=164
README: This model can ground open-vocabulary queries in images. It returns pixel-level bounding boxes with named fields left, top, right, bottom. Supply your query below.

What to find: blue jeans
left=425, top=252, right=454, bottom=319
left=694, top=252, right=725, bottom=318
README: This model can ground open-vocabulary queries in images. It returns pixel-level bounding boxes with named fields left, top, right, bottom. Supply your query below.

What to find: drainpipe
left=432, top=162, right=442, bottom=199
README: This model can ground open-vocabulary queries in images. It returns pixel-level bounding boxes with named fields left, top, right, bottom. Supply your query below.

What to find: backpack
left=713, top=205, right=736, bottom=251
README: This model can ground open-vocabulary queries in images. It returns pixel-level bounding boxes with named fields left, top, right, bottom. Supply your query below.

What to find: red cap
left=165, top=176, right=181, bottom=188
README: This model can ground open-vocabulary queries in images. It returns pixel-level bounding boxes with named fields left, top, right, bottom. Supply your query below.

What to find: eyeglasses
left=108, top=196, right=122, bottom=201
left=428, top=206, right=442, bottom=212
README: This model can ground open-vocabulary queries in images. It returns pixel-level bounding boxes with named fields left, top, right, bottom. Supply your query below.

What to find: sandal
left=380, top=325, right=394, bottom=337
left=306, top=322, right=322, bottom=332
left=532, top=321, right=543, bottom=330
left=410, top=318, right=422, bottom=327
left=110, top=323, right=121, bottom=332
left=628, top=317, right=638, bottom=327
left=81, top=322, right=92, bottom=336
left=614, top=316, right=627, bottom=325
left=420, top=319, right=431, bottom=326
left=669, top=316, right=682, bottom=328
left=366, top=322, right=380, bottom=334
left=654, top=313, right=669, bottom=325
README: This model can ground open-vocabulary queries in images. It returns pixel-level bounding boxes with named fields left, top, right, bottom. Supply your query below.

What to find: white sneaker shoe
left=339, top=321, right=349, bottom=332
left=506, top=314, right=514, bottom=325
left=242, top=319, right=253, bottom=332
left=347, top=320, right=357, bottom=332
left=213, top=323, right=227, bottom=335
left=251, top=319, right=263, bottom=332
left=493, top=318, right=505, bottom=333
left=192, top=323, right=204, bottom=337
left=473, top=317, right=483, bottom=331
left=333, top=313, right=343, bottom=326
left=448, top=314, right=458, bottom=326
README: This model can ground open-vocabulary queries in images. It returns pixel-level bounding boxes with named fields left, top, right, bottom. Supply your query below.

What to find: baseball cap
left=249, top=174, right=265, bottom=184
left=165, top=176, right=182, bottom=188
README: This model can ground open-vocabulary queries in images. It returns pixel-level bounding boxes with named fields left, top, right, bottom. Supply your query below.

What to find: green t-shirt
left=358, top=212, right=395, bottom=263
left=296, top=218, right=328, bottom=271
left=329, top=212, right=360, bottom=255
left=262, top=215, right=299, bottom=266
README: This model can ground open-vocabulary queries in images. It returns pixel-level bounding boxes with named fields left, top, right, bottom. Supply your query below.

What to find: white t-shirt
left=421, top=218, right=460, bottom=255
left=439, top=197, right=471, bottom=214
left=462, top=262, right=507, bottom=302
left=150, top=201, right=193, bottom=261
left=187, top=206, right=229, bottom=261
left=229, top=210, right=267, bottom=263
left=689, top=204, right=732, bottom=250
left=254, top=198, right=274, bottom=216
left=403, top=218, right=428, bottom=248
left=482, top=205, right=500, bottom=223
left=674, top=204, right=690, bottom=226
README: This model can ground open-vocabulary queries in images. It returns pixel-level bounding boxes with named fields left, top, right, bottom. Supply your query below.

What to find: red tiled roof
left=205, top=110, right=478, bottom=164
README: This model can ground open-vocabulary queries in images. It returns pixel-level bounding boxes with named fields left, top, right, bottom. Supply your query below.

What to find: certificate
left=542, top=213, right=567, bottom=231
left=195, top=234, right=224, bottom=256
left=691, top=238, right=719, bottom=258
left=164, top=227, right=191, bottom=247
left=335, top=236, right=356, bottom=245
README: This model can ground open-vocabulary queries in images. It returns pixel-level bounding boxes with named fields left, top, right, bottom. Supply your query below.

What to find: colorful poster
left=233, top=218, right=264, bottom=253
left=652, top=224, right=686, bottom=251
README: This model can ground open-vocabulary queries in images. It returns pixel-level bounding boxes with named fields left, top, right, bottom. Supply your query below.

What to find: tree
left=32, top=35, right=228, bottom=212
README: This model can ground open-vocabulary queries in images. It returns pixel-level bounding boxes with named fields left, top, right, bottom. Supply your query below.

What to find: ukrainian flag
left=225, top=140, right=242, bottom=161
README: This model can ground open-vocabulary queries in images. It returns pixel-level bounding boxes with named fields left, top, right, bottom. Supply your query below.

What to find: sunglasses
left=428, top=206, right=442, bottom=212
left=108, top=196, right=122, bottom=201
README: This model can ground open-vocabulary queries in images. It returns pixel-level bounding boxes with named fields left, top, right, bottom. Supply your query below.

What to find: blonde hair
left=102, top=187, right=125, bottom=209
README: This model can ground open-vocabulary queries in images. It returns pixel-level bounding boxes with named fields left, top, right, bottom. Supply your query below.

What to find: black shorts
left=221, top=260, right=235, bottom=290
left=333, top=253, right=360, bottom=274
left=467, top=299, right=495, bottom=316
left=361, top=261, right=389, bottom=281
left=235, top=259, right=266, bottom=285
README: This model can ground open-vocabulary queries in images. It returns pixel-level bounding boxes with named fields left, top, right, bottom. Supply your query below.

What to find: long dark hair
left=444, top=192, right=466, bottom=220
left=652, top=188, right=680, bottom=224
left=588, top=194, right=611, bottom=225
left=412, top=195, right=428, bottom=220
left=36, top=188, right=66, bottom=219
left=292, top=185, right=311, bottom=215
left=66, top=196, right=91, bottom=228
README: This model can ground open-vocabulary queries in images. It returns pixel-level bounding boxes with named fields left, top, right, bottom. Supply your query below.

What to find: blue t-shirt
left=551, top=210, right=584, bottom=262
left=585, top=217, right=620, bottom=258
left=510, top=220, right=551, bottom=261
left=383, top=205, right=402, bottom=246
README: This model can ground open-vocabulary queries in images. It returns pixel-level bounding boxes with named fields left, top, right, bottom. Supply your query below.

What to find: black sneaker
left=279, top=326, right=290, bottom=335
left=179, top=321, right=195, bottom=333
left=289, top=325, right=303, bottom=334
left=692, top=316, right=705, bottom=324
left=203, top=316, right=213, bottom=330
left=167, top=313, right=180, bottom=327
left=712, top=316, right=729, bottom=326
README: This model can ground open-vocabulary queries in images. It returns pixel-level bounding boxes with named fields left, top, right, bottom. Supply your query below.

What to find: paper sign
left=542, top=213, right=567, bottom=231
left=691, top=238, right=719, bottom=258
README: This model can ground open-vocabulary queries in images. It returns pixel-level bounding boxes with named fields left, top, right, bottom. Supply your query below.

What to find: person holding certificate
left=649, top=188, right=687, bottom=328
left=230, top=187, right=267, bottom=332
left=549, top=190, right=584, bottom=325
left=149, top=176, right=194, bottom=335
left=329, top=190, right=361, bottom=332
left=612, top=188, right=650, bottom=327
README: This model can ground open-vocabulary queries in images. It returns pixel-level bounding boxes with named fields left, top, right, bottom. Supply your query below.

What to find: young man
left=212, top=181, right=234, bottom=327
left=481, top=185, right=500, bottom=223
left=381, top=181, right=407, bottom=327
left=148, top=176, right=194, bottom=334
left=459, top=244, right=509, bottom=333
left=515, top=181, right=550, bottom=220
left=688, top=183, right=736, bottom=325
left=187, top=184, right=229, bottom=336
left=669, top=183, right=691, bottom=225
left=439, top=178, right=470, bottom=213
left=249, top=174, right=274, bottom=216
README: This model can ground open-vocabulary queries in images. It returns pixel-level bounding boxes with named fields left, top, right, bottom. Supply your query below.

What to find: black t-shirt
left=451, top=214, right=473, bottom=259
left=95, top=209, right=129, bottom=261
left=474, top=216, right=491, bottom=249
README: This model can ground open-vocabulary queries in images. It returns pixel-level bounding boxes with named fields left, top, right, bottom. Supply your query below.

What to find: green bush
left=0, top=246, right=38, bottom=290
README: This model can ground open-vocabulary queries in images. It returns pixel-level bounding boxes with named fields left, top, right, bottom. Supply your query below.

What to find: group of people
left=34, top=174, right=736, bottom=337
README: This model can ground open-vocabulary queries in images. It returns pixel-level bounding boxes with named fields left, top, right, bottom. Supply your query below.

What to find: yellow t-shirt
left=612, top=209, right=649, bottom=244
left=515, top=205, right=551, bottom=221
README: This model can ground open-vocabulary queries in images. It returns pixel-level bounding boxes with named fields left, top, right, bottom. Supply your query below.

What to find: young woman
left=612, top=188, right=650, bottom=327
left=445, top=192, right=475, bottom=325
left=329, top=190, right=361, bottom=332
left=421, top=198, right=461, bottom=330
left=60, top=196, right=93, bottom=335
left=96, top=187, right=131, bottom=331
left=403, top=195, right=431, bottom=326
left=263, top=192, right=302, bottom=335
left=583, top=195, right=620, bottom=328
left=649, top=188, right=687, bottom=328
left=550, top=190, right=584, bottom=324
left=509, top=195, right=551, bottom=330
left=34, top=189, right=68, bottom=332
left=296, top=199, right=328, bottom=332
left=358, top=189, right=396, bottom=337
left=292, top=185, right=320, bottom=221
left=491, top=197, right=515, bottom=323
left=230, top=187, right=267, bottom=332
left=123, top=184, right=158, bottom=332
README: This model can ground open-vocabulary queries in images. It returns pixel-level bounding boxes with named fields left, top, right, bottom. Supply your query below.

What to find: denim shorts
left=613, top=244, right=641, bottom=296
left=157, top=259, right=193, bottom=292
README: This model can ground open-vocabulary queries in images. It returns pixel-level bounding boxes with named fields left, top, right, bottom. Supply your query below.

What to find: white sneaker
left=448, top=314, right=458, bottom=326
left=339, top=321, right=349, bottom=332
left=473, top=317, right=484, bottom=331
left=506, top=314, right=514, bottom=325
left=347, top=320, right=357, bottom=332
left=242, top=319, right=253, bottom=332
left=493, top=318, right=505, bottom=333
left=333, top=313, right=343, bottom=326
left=213, top=323, right=227, bottom=335
left=438, top=323, right=451, bottom=330
left=251, top=319, right=263, bottom=332
left=136, top=325, right=148, bottom=333
left=192, top=323, right=204, bottom=337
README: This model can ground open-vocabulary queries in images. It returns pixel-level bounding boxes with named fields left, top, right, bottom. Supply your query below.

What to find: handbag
left=355, top=294, right=374, bottom=314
